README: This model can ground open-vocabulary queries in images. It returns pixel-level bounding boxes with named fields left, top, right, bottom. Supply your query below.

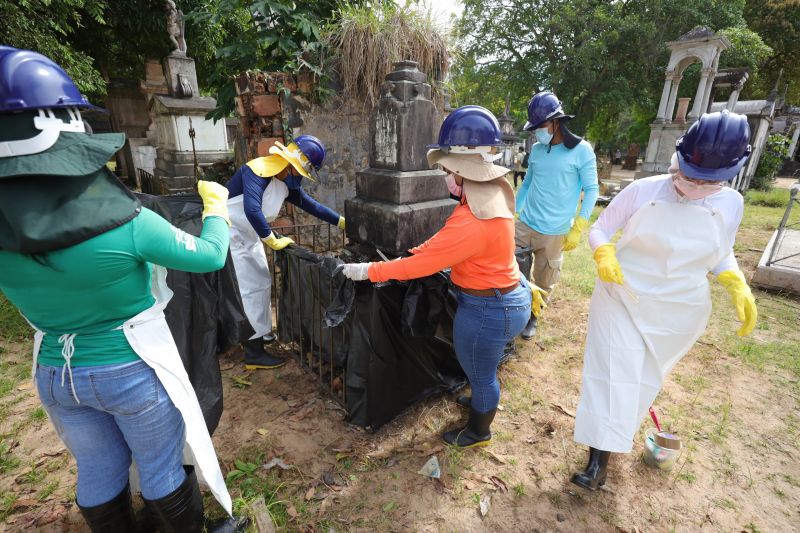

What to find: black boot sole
left=569, top=473, right=606, bottom=491
left=244, top=360, right=286, bottom=370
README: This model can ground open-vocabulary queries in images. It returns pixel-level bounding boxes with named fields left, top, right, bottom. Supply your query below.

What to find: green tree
left=189, top=0, right=346, bottom=120
left=745, top=0, right=800, bottom=103
left=0, top=0, right=109, bottom=96
left=452, top=0, right=748, bottom=147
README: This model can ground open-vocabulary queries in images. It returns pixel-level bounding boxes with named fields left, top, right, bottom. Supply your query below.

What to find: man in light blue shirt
left=516, top=91, right=599, bottom=339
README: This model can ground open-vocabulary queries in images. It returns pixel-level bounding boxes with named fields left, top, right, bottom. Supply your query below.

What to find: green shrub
left=752, top=133, right=791, bottom=190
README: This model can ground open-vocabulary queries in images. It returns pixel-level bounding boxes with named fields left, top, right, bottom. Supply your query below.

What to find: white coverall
left=573, top=174, right=743, bottom=453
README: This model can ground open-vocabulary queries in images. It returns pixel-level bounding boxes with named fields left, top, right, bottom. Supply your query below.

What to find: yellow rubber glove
left=197, top=180, right=230, bottom=226
left=262, top=232, right=294, bottom=251
left=337, top=216, right=346, bottom=230
left=562, top=217, right=589, bottom=251
left=530, top=283, right=548, bottom=318
left=717, top=269, right=757, bottom=337
left=593, top=243, right=624, bottom=284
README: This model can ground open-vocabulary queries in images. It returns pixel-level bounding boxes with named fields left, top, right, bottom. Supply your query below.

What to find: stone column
left=788, top=124, right=800, bottom=161
left=664, top=75, right=682, bottom=123
left=700, top=69, right=716, bottom=115
left=345, top=61, right=455, bottom=254
left=688, top=68, right=713, bottom=121
left=655, top=75, right=674, bottom=123
left=726, top=89, right=740, bottom=111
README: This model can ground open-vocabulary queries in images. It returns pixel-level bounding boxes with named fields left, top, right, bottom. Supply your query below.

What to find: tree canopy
left=451, top=0, right=797, bottom=149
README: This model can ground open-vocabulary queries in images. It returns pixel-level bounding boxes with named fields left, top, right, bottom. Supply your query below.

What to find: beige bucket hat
left=427, top=149, right=514, bottom=219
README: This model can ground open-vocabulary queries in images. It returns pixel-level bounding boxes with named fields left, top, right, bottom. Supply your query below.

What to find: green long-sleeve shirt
left=0, top=208, right=229, bottom=367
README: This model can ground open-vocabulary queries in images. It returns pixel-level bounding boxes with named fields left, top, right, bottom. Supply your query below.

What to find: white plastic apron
left=30, top=265, right=232, bottom=514
left=574, top=200, right=727, bottom=453
left=227, top=178, right=288, bottom=339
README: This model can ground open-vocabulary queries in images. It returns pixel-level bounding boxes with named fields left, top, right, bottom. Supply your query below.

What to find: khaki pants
left=515, top=220, right=565, bottom=293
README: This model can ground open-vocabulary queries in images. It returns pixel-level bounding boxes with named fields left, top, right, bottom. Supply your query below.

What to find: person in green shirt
left=0, top=48, right=243, bottom=532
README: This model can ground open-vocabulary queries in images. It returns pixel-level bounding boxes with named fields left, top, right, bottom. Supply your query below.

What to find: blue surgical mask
left=283, top=171, right=303, bottom=190
left=534, top=128, right=553, bottom=145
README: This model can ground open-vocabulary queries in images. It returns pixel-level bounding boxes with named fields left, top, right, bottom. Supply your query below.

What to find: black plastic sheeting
left=276, top=245, right=533, bottom=430
left=136, top=193, right=253, bottom=434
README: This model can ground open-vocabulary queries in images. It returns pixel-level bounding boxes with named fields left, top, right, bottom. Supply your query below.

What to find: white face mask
left=445, top=173, right=463, bottom=197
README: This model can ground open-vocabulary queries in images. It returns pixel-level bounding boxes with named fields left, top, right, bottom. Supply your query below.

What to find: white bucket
left=643, top=428, right=681, bottom=470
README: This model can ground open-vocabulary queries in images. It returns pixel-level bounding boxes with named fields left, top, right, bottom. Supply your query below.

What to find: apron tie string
left=57, top=334, right=80, bottom=404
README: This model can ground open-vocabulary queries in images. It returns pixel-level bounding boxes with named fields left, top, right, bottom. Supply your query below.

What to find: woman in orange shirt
left=340, top=106, right=544, bottom=447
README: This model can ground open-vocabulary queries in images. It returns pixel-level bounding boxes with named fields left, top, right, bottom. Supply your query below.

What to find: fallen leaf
left=463, top=481, right=475, bottom=490
left=479, top=494, right=491, bottom=517
left=287, top=399, right=301, bottom=407
left=257, top=428, right=269, bottom=436
left=286, top=504, right=299, bottom=519
left=497, top=405, right=505, bottom=411
left=220, top=362, right=236, bottom=371
left=11, top=499, right=38, bottom=510
left=17, top=381, right=33, bottom=391
left=489, top=476, right=508, bottom=494
left=319, top=496, right=333, bottom=513
left=263, top=457, right=292, bottom=471
left=483, top=449, right=507, bottom=465
left=382, top=501, right=397, bottom=513
left=551, top=404, right=575, bottom=418
left=322, top=471, right=338, bottom=486
left=304, top=487, right=316, bottom=501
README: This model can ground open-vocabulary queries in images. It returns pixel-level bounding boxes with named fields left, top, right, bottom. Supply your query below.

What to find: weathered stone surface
left=162, top=54, right=200, bottom=98
left=344, top=197, right=457, bottom=254
left=355, top=168, right=448, bottom=204
left=369, top=61, right=439, bottom=172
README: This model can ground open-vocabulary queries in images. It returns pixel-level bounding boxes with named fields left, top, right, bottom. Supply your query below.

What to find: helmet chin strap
left=0, top=107, right=86, bottom=158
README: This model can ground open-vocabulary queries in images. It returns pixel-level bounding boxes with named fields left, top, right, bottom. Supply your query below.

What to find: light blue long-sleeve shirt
left=515, top=139, right=599, bottom=235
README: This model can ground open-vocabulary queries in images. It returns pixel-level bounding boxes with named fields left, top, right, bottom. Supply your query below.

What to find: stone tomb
left=345, top=61, right=456, bottom=254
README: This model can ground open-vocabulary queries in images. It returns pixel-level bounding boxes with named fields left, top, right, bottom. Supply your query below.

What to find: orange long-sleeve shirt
left=368, top=202, right=520, bottom=290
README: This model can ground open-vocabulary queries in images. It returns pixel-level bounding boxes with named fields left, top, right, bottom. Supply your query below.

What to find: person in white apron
left=571, top=111, right=758, bottom=490
left=226, top=135, right=345, bottom=370
left=0, top=48, right=243, bottom=532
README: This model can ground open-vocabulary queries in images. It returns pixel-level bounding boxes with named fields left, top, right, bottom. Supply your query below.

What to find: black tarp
left=136, top=193, right=253, bottom=434
left=276, top=245, right=533, bottom=430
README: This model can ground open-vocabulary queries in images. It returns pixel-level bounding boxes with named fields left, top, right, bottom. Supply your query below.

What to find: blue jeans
left=36, top=359, right=186, bottom=507
left=453, top=281, right=532, bottom=413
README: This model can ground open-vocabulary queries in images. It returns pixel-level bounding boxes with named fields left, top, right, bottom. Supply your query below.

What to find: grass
left=745, top=188, right=791, bottom=209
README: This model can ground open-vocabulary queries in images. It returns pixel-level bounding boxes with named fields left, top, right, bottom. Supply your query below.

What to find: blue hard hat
left=294, top=134, right=326, bottom=169
left=523, top=91, right=574, bottom=131
left=676, top=110, right=751, bottom=182
left=428, top=105, right=503, bottom=149
left=0, top=47, right=101, bottom=112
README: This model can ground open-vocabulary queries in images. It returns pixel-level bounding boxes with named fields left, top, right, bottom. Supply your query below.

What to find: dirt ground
left=1, top=202, right=799, bottom=532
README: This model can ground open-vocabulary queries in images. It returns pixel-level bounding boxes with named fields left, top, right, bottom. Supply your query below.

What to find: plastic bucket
left=643, top=428, right=681, bottom=469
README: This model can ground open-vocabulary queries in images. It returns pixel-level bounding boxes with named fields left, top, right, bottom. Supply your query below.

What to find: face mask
left=534, top=127, right=553, bottom=145
left=445, top=173, right=463, bottom=197
left=283, top=171, right=303, bottom=191
left=673, top=175, right=723, bottom=200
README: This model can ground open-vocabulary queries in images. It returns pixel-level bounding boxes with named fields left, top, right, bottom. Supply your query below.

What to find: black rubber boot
left=78, top=482, right=137, bottom=533
left=144, top=466, right=204, bottom=532
left=244, top=339, right=286, bottom=370
left=520, top=315, right=538, bottom=340
left=145, top=466, right=249, bottom=533
left=570, top=447, right=611, bottom=491
left=443, top=407, right=496, bottom=448
left=455, top=395, right=471, bottom=408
